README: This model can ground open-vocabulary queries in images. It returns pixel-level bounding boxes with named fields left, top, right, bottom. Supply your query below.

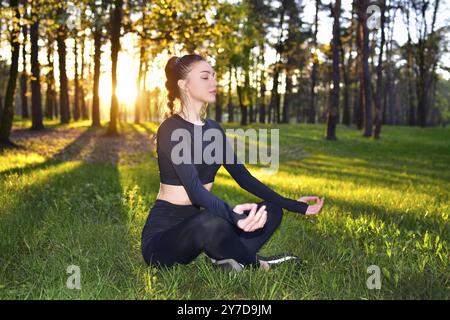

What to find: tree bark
left=326, top=0, right=341, bottom=140
left=308, top=0, right=320, bottom=124
left=106, top=0, right=123, bottom=136
left=92, top=28, right=102, bottom=127
left=20, top=23, right=29, bottom=119
left=80, top=34, right=88, bottom=120
left=373, top=0, right=386, bottom=139
left=356, top=0, right=372, bottom=137
left=0, top=0, right=20, bottom=146
left=57, top=26, right=70, bottom=124
left=73, top=37, right=80, bottom=121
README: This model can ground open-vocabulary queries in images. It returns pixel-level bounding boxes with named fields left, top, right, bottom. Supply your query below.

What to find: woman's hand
left=233, top=203, right=267, bottom=232
left=297, top=196, right=325, bottom=215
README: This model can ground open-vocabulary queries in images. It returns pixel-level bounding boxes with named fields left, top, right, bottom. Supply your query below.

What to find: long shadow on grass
left=0, top=126, right=101, bottom=177
left=0, top=126, right=140, bottom=298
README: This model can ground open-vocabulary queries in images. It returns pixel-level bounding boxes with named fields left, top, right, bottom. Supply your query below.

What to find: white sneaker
left=256, top=252, right=302, bottom=269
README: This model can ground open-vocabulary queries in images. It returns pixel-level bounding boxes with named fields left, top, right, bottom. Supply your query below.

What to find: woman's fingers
left=244, top=205, right=266, bottom=232
left=254, top=206, right=267, bottom=230
left=257, top=210, right=268, bottom=229
left=238, top=203, right=258, bottom=212
left=306, top=197, right=325, bottom=215
left=234, top=203, right=256, bottom=213
left=240, top=204, right=258, bottom=230
left=298, top=196, right=320, bottom=204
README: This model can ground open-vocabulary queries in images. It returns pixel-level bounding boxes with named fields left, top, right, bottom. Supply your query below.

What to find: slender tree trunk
left=92, top=29, right=102, bottom=127
left=356, top=0, right=372, bottom=136
left=45, top=37, right=55, bottom=119
left=258, top=42, right=266, bottom=124
left=308, top=0, right=320, bottom=124
left=134, top=44, right=144, bottom=124
left=404, top=2, right=415, bottom=126
left=373, top=0, right=386, bottom=139
left=282, top=65, right=293, bottom=124
left=0, top=0, right=20, bottom=146
left=241, top=65, right=250, bottom=126
left=215, top=86, right=222, bottom=122
left=227, top=65, right=234, bottom=123
left=326, top=0, right=341, bottom=140
left=106, top=0, right=123, bottom=136
left=80, top=34, right=88, bottom=120
left=30, top=18, right=44, bottom=130
left=342, top=3, right=355, bottom=126
left=20, top=23, right=29, bottom=119
left=73, top=37, right=80, bottom=121
left=57, top=26, right=70, bottom=124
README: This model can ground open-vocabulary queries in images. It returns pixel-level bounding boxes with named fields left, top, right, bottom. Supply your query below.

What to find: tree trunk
left=308, top=0, right=320, bottom=124
left=258, top=41, right=266, bottom=124
left=106, top=0, right=123, bottom=136
left=57, top=26, right=70, bottom=124
left=227, top=65, right=234, bottom=123
left=134, top=44, right=144, bottom=124
left=80, top=34, right=88, bottom=120
left=20, top=23, right=29, bottom=119
left=341, top=2, right=355, bottom=126
left=373, top=0, right=386, bottom=139
left=356, top=0, right=372, bottom=137
left=0, top=0, right=20, bottom=146
left=45, top=34, right=56, bottom=119
left=73, top=37, right=80, bottom=121
left=326, top=0, right=341, bottom=140
left=92, top=29, right=102, bottom=127
left=215, top=86, right=223, bottom=122
left=30, top=18, right=44, bottom=130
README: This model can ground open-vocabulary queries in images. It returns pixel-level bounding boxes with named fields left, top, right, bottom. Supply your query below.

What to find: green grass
left=0, top=119, right=449, bottom=299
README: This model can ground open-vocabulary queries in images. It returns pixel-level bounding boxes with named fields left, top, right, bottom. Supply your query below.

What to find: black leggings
left=141, top=199, right=283, bottom=269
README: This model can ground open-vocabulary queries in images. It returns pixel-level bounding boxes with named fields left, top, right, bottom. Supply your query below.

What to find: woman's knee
left=197, top=212, right=236, bottom=241
left=261, top=201, right=283, bottom=226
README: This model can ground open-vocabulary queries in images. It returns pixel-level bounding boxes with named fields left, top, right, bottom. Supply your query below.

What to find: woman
left=141, top=54, right=324, bottom=272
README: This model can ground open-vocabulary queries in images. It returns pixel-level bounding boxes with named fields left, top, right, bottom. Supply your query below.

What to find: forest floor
left=0, top=117, right=448, bottom=299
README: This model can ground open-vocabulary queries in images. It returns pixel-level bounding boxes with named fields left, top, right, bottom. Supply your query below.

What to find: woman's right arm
left=157, top=121, right=247, bottom=225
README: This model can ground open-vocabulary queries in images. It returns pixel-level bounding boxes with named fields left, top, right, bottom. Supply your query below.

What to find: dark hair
left=164, top=53, right=207, bottom=118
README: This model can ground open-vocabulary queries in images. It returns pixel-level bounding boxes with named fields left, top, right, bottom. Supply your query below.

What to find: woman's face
left=178, top=60, right=217, bottom=104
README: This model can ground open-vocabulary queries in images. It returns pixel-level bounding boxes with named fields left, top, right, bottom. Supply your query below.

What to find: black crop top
left=156, top=113, right=309, bottom=225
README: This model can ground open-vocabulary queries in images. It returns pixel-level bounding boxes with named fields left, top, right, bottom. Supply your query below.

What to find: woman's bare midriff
left=156, top=182, right=213, bottom=205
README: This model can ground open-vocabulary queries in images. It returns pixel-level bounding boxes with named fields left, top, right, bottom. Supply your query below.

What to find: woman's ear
left=177, top=79, right=186, bottom=92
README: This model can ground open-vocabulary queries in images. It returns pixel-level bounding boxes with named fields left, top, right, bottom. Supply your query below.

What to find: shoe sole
left=209, top=258, right=245, bottom=272
left=256, top=253, right=302, bottom=269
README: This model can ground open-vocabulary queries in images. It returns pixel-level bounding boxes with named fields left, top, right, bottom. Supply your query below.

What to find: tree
left=411, top=0, right=441, bottom=126
left=0, top=0, right=21, bottom=147
left=373, top=0, right=386, bottom=139
left=308, top=0, right=320, bottom=124
left=326, top=0, right=341, bottom=140
left=29, top=1, right=44, bottom=130
left=56, top=4, right=70, bottom=124
left=106, top=0, right=124, bottom=136
left=356, top=0, right=373, bottom=137
left=20, top=12, right=29, bottom=119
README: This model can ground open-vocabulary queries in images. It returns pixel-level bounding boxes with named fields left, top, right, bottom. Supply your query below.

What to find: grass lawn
left=0, top=118, right=448, bottom=299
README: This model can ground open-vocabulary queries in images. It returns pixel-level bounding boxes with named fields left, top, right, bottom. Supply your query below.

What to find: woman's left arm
left=216, top=123, right=309, bottom=215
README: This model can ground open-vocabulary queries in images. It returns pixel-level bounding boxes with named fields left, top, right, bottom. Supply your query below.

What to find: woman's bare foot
left=259, top=260, right=270, bottom=270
